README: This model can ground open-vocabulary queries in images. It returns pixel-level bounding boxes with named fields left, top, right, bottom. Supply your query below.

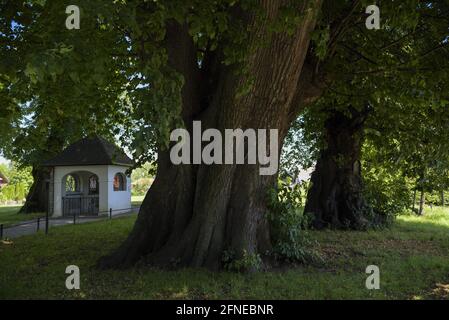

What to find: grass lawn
left=0, top=205, right=44, bottom=227
left=0, top=207, right=448, bottom=300
left=131, top=195, right=145, bottom=207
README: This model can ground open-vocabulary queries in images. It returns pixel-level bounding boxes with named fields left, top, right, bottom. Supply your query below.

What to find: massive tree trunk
left=304, top=107, right=374, bottom=230
left=19, top=166, right=49, bottom=214
left=99, top=1, right=323, bottom=270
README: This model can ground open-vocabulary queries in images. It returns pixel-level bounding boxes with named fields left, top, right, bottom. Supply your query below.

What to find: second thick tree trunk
left=304, top=107, right=374, bottom=230
left=19, top=166, right=49, bottom=214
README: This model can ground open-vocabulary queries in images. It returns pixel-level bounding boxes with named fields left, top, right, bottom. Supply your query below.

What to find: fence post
left=45, top=209, right=49, bottom=235
left=0, top=224, right=3, bottom=239
left=73, top=212, right=76, bottom=225
left=109, top=208, right=112, bottom=219
left=37, top=217, right=40, bottom=232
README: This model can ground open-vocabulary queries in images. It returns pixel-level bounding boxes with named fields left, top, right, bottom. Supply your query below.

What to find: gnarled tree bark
left=99, top=0, right=323, bottom=270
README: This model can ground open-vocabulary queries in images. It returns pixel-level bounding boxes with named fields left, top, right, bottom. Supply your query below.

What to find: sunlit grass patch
left=0, top=205, right=44, bottom=227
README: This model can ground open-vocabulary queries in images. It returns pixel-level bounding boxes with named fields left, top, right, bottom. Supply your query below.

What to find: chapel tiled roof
left=43, top=136, right=133, bottom=167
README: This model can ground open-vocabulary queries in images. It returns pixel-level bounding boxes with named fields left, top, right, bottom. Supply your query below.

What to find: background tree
left=289, top=0, right=449, bottom=229
left=366, top=99, right=449, bottom=216
left=131, top=162, right=155, bottom=197
left=0, top=163, right=33, bottom=203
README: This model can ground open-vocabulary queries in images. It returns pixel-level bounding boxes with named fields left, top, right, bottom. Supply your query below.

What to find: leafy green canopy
left=1, top=1, right=134, bottom=164
left=1, top=0, right=273, bottom=166
left=0, top=163, right=33, bottom=202
left=2, top=0, right=449, bottom=171
left=283, top=0, right=449, bottom=170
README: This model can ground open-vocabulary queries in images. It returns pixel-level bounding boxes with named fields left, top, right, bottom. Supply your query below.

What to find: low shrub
left=267, top=178, right=321, bottom=264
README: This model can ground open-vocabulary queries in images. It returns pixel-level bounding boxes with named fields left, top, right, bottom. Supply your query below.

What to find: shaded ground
left=0, top=207, right=448, bottom=300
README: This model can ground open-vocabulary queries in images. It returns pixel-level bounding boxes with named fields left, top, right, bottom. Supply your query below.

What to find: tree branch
left=164, top=21, right=202, bottom=121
